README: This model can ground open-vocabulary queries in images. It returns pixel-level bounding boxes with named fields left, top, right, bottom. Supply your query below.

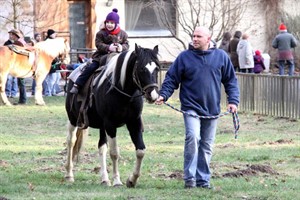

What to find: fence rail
left=158, top=68, right=300, bottom=119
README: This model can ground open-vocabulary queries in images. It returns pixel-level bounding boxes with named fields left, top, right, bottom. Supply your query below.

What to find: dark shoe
left=70, top=85, right=79, bottom=94
left=184, top=185, right=196, bottom=189
left=197, top=185, right=215, bottom=190
left=13, top=102, right=26, bottom=105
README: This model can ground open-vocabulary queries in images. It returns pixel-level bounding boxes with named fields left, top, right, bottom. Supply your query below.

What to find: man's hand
left=155, top=96, right=164, bottom=105
left=227, top=104, right=238, bottom=113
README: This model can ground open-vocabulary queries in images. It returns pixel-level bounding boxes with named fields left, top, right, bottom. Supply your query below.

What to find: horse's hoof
left=65, top=176, right=74, bottom=182
left=113, top=183, right=123, bottom=187
left=101, top=181, right=111, bottom=186
left=35, top=103, right=46, bottom=106
left=126, top=179, right=136, bottom=188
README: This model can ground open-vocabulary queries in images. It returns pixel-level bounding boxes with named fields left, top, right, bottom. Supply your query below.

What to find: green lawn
left=0, top=96, right=299, bottom=200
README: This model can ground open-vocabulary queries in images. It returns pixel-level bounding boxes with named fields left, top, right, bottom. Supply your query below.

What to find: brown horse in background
left=0, top=38, right=70, bottom=106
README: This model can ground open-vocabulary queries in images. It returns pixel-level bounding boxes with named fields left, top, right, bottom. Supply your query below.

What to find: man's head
left=8, top=29, right=22, bottom=41
left=278, top=23, right=287, bottom=32
left=34, top=33, right=42, bottom=42
left=192, top=26, right=211, bottom=50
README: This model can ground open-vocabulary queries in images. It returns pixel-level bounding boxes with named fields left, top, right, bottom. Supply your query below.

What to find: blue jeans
left=5, top=75, right=18, bottom=97
left=183, top=110, right=218, bottom=187
left=278, top=60, right=294, bottom=76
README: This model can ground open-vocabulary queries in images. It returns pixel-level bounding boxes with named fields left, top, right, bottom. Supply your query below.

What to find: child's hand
left=116, top=44, right=123, bottom=52
left=109, top=44, right=117, bottom=52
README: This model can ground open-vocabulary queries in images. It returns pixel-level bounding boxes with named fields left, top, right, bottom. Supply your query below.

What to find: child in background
left=253, top=50, right=265, bottom=74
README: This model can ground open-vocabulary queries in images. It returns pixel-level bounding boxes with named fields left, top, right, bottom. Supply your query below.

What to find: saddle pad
left=68, top=62, right=89, bottom=82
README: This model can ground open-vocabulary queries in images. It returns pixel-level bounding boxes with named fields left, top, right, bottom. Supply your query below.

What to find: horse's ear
left=153, top=45, right=159, bottom=54
left=135, top=43, right=139, bottom=52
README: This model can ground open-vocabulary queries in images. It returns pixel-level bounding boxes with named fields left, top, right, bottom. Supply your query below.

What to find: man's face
left=9, top=33, right=18, bottom=41
left=192, top=27, right=211, bottom=50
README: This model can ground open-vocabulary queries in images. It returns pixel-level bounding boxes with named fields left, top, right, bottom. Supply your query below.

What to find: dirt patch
left=156, top=170, right=183, bottom=180
left=263, top=139, right=293, bottom=145
left=0, top=160, right=9, bottom=168
left=222, top=164, right=279, bottom=178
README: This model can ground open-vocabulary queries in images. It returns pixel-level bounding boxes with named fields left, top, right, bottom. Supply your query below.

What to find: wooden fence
left=158, top=68, right=300, bottom=119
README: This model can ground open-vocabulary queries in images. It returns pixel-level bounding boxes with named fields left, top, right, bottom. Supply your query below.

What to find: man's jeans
left=183, top=110, right=218, bottom=187
left=5, top=75, right=18, bottom=97
left=278, top=60, right=294, bottom=76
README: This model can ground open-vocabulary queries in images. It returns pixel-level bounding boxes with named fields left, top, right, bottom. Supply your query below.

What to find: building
left=0, top=0, right=299, bottom=64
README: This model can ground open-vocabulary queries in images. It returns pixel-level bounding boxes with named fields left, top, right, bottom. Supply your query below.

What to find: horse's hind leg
left=34, top=74, right=46, bottom=105
left=0, top=73, right=12, bottom=106
left=126, top=118, right=146, bottom=188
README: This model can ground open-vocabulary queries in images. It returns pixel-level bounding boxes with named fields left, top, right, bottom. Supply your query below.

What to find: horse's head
left=134, top=44, right=160, bottom=103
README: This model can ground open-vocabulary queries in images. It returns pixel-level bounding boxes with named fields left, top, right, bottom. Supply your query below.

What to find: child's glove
left=116, top=44, right=123, bottom=52
left=109, top=44, right=117, bottom=52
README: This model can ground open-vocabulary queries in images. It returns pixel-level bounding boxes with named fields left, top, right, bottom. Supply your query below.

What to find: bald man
left=156, top=26, right=240, bottom=189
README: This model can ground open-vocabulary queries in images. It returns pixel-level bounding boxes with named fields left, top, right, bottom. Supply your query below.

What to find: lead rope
left=163, top=102, right=240, bottom=139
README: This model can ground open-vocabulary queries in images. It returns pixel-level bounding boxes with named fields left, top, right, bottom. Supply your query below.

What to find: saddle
left=72, top=53, right=118, bottom=128
left=7, top=44, right=39, bottom=76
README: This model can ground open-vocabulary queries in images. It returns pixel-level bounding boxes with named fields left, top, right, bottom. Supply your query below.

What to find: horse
left=64, top=44, right=160, bottom=188
left=0, top=38, right=70, bottom=106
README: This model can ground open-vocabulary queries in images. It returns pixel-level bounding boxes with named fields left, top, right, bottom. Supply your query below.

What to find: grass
left=0, top=96, right=299, bottom=200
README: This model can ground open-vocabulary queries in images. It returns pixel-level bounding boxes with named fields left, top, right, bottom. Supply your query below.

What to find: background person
left=218, top=31, right=232, bottom=55
left=253, top=50, right=266, bottom=74
left=4, top=30, right=19, bottom=98
left=155, top=26, right=239, bottom=189
left=236, top=33, right=254, bottom=73
left=272, top=23, right=298, bottom=76
left=228, top=31, right=242, bottom=72
left=43, top=29, right=62, bottom=96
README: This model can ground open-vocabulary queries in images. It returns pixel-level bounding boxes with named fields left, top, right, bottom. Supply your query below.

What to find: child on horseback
left=70, top=8, right=129, bottom=94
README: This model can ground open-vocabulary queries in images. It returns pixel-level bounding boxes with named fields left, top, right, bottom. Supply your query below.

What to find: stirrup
left=70, top=84, right=79, bottom=94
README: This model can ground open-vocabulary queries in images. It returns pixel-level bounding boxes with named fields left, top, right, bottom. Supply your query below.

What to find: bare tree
left=154, top=0, right=251, bottom=50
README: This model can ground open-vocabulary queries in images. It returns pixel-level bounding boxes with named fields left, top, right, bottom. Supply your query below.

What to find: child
left=253, top=50, right=265, bottom=74
left=70, top=8, right=129, bottom=94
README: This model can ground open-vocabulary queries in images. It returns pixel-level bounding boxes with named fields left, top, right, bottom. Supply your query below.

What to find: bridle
left=108, top=61, right=159, bottom=100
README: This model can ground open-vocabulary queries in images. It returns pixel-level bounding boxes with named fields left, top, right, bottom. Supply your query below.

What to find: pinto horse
left=0, top=38, right=70, bottom=106
left=65, top=44, right=160, bottom=187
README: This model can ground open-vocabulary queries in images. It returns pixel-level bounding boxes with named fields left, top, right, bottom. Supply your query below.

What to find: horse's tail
left=72, top=128, right=89, bottom=162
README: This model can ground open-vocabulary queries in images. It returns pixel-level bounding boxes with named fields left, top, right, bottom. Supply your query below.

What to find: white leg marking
left=108, top=136, right=123, bottom=186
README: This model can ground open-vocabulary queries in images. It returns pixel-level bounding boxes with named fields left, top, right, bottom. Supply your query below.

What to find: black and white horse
left=64, top=44, right=160, bottom=187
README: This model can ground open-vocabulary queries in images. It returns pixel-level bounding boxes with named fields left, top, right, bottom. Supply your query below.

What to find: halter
left=108, top=61, right=158, bottom=100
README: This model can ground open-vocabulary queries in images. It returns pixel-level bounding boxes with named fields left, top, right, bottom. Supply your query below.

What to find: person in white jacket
left=237, top=33, right=254, bottom=73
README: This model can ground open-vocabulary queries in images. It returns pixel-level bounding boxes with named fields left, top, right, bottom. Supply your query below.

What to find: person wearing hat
left=272, top=23, right=298, bottom=76
left=4, top=30, right=20, bottom=98
left=70, top=8, right=129, bottom=94
left=45, top=29, right=57, bottom=40
left=253, top=50, right=266, bottom=74
left=4, top=29, right=27, bottom=104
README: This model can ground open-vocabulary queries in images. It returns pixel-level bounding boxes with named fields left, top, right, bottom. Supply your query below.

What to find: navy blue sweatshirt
left=160, top=43, right=240, bottom=116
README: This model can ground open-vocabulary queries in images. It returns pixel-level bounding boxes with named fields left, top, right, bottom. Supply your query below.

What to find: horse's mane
left=98, top=50, right=134, bottom=88
left=35, top=38, right=69, bottom=58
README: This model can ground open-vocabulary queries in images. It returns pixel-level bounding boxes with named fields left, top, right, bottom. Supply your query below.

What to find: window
left=125, top=0, right=176, bottom=37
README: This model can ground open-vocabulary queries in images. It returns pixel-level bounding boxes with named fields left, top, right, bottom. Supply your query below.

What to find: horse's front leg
left=107, top=134, right=123, bottom=186
left=64, top=121, right=78, bottom=182
left=0, top=73, right=12, bottom=106
left=126, top=118, right=146, bottom=188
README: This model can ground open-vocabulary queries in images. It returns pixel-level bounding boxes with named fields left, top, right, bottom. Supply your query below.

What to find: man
left=5, top=29, right=27, bottom=105
left=155, top=26, right=240, bottom=189
left=4, top=30, right=19, bottom=98
left=272, top=23, right=297, bottom=76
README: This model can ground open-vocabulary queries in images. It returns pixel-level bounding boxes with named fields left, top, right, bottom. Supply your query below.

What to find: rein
left=163, top=101, right=240, bottom=139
